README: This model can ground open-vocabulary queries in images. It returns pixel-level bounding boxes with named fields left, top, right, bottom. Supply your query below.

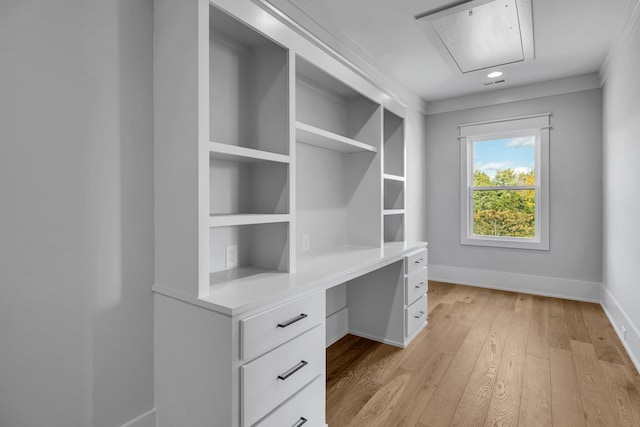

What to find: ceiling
left=263, top=0, right=633, bottom=102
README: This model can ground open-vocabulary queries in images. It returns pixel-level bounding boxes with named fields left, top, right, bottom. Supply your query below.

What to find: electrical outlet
left=622, top=325, right=627, bottom=341
left=302, top=234, right=310, bottom=252
left=226, top=245, right=238, bottom=268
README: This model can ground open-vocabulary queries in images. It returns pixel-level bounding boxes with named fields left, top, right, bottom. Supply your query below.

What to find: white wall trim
left=600, top=285, right=640, bottom=375
left=120, top=408, right=156, bottom=427
left=429, top=264, right=601, bottom=302
left=425, top=73, right=602, bottom=115
left=599, top=0, right=640, bottom=84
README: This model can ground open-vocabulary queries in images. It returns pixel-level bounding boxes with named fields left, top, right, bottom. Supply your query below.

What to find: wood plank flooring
left=326, top=281, right=640, bottom=426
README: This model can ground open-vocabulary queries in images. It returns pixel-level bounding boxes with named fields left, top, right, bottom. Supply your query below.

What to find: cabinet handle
left=277, top=313, right=308, bottom=328
left=414, top=311, right=425, bottom=319
left=277, top=360, right=308, bottom=380
left=415, top=281, right=426, bottom=289
left=293, top=417, right=308, bottom=427
left=414, top=258, right=424, bottom=264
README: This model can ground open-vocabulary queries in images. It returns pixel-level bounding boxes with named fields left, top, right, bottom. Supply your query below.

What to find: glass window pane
left=473, top=136, right=535, bottom=187
left=473, top=189, right=535, bottom=238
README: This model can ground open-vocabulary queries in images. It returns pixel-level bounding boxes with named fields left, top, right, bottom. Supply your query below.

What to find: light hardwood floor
left=326, top=281, right=640, bottom=426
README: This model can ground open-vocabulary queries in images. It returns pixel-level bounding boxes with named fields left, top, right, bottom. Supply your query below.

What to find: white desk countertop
left=154, top=241, right=427, bottom=317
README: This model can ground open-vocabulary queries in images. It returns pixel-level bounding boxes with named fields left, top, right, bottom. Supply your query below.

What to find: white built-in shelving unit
left=154, top=1, right=424, bottom=426
left=295, top=56, right=382, bottom=255
left=207, top=6, right=292, bottom=288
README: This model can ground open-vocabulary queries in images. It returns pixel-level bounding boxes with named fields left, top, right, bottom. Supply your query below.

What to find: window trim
left=459, top=114, right=550, bottom=250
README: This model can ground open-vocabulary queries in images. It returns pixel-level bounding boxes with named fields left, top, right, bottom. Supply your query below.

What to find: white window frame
left=459, top=114, right=550, bottom=250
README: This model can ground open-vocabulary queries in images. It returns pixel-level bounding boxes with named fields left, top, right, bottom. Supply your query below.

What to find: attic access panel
left=416, top=0, right=534, bottom=74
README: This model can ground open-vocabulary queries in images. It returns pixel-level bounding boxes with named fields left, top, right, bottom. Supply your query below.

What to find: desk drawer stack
left=405, top=249, right=428, bottom=339
left=241, top=291, right=325, bottom=426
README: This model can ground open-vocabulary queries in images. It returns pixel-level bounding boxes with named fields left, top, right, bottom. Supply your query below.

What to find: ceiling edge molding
left=251, top=0, right=428, bottom=115
left=599, top=0, right=640, bottom=84
left=424, top=73, right=602, bottom=115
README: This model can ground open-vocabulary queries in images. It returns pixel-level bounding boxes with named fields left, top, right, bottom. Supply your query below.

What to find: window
left=459, top=114, right=550, bottom=250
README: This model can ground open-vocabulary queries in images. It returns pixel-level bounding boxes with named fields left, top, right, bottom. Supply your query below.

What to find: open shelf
left=209, top=5, right=289, bottom=156
left=209, top=222, right=290, bottom=278
left=384, top=109, right=404, bottom=177
left=296, top=122, right=377, bottom=153
left=296, top=56, right=380, bottom=152
left=384, top=179, right=404, bottom=210
left=209, top=214, right=290, bottom=227
left=384, top=214, right=404, bottom=242
left=209, top=141, right=290, bottom=163
left=210, top=158, right=289, bottom=216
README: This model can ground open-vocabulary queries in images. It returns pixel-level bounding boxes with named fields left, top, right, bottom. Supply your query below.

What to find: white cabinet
left=405, top=267, right=428, bottom=306
left=405, top=248, right=428, bottom=275
left=406, top=294, right=428, bottom=338
left=241, top=291, right=324, bottom=361
left=242, top=324, right=325, bottom=426
left=404, top=249, right=428, bottom=341
left=254, top=375, right=325, bottom=427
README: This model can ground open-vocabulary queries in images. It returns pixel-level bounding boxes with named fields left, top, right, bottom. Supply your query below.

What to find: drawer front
left=405, top=249, right=427, bottom=275
left=255, top=375, right=325, bottom=427
left=405, top=294, right=427, bottom=338
left=242, top=325, right=325, bottom=427
left=241, top=290, right=325, bottom=361
left=405, top=267, right=428, bottom=306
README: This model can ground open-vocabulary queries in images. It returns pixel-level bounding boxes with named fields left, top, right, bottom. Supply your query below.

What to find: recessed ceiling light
left=488, top=71, right=503, bottom=78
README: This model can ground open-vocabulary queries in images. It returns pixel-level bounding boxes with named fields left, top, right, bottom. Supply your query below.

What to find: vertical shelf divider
left=382, top=109, right=406, bottom=243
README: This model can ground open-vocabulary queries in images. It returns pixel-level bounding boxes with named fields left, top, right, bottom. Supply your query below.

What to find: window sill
left=461, top=235, right=549, bottom=251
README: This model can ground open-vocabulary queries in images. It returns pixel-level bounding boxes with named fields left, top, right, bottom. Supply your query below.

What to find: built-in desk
left=154, top=241, right=428, bottom=427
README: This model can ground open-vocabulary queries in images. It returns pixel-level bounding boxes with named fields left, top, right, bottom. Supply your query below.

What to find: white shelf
left=296, top=122, right=377, bottom=154
left=383, top=209, right=405, bottom=216
left=209, top=141, right=290, bottom=164
left=209, top=214, right=291, bottom=227
left=383, top=173, right=405, bottom=182
left=209, top=266, right=275, bottom=287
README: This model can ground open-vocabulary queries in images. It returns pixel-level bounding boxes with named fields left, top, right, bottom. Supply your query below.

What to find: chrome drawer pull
left=293, top=417, right=308, bottom=427
left=415, top=281, right=426, bottom=289
left=414, top=258, right=424, bottom=264
left=414, top=310, right=425, bottom=319
left=277, top=313, right=308, bottom=328
left=277, top=360, right=308, bottom=380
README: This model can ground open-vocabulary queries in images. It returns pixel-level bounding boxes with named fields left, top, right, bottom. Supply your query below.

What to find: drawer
left=405, top=249, right=427, bottom=275
left=405, top=267, right=428, bottom=306
left=241, top=290, right=324, bottom=361
left=242, top=325, right=325, bottom=427
left=405, top=294, right=427, bottom=338
left=255, top=375, right=325, bottom=427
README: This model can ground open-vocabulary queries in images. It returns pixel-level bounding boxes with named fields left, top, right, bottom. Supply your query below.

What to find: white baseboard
left=600, top=285, right=640, bottom=375
left=429, top=264, right=601, bottom=302
left=121, top=409, right=156, bottom=427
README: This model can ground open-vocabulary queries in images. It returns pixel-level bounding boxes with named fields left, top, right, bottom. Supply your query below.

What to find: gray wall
left=0, top=1, right=155, bottom=426
left=425, top=89, right=603, bottom=286
left=602, top=15, right=640, bottom=366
